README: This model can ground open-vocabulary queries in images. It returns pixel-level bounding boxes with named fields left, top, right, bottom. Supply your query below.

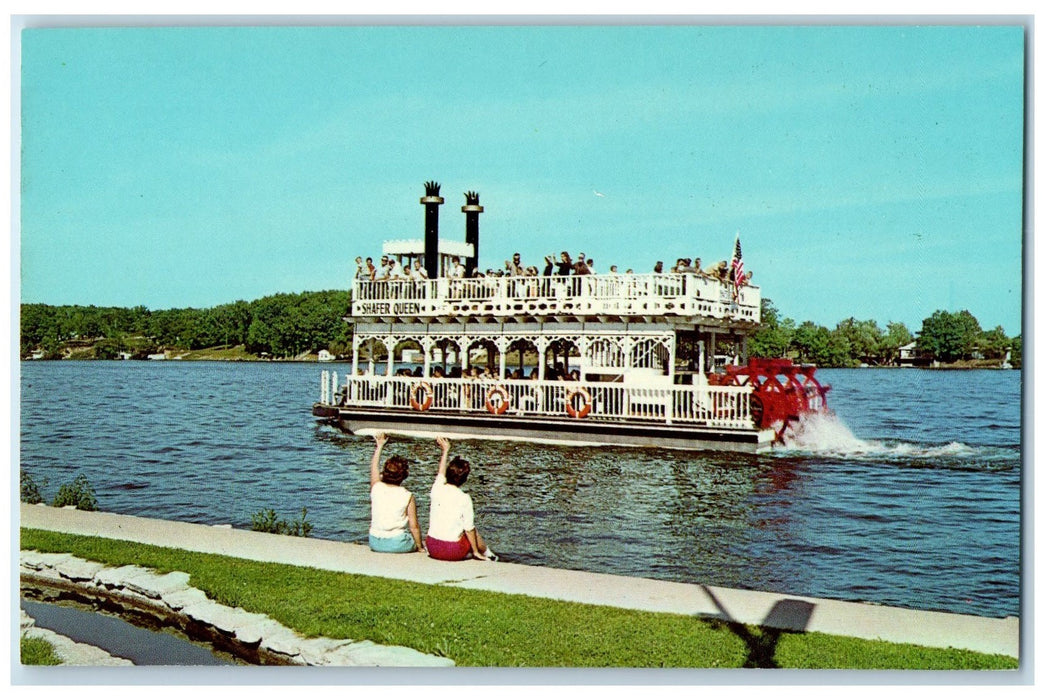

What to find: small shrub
left=21, top=635, right=63, bottom=665
left=290, top=507, right=313, bottom=538
left=250, top=507, right=312, bottom=537
left=52, top=474, right=98, bottom=511
left=250, top=508, right=280, bottom=533
left=20, top=472, right=46, bottom=504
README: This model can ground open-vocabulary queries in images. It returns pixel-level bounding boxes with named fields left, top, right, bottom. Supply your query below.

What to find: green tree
left=749, top=298, right=795, bottom=358
left=918, top=310, right=983, bottom=362
left=833, top=318, right=883, bottom=366
left=978, top=326, right=1010, bottom=360
left=791, top=322, right=830, bottom=365
left=879, top=321, right=913, bottom=365
left=1010, top=334, right=1022, bottom=368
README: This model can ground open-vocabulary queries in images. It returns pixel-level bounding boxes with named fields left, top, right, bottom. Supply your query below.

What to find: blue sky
left=17, top=23, right=1025, bottom=335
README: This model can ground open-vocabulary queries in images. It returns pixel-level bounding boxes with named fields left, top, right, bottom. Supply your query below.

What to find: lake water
left=18, top=361, right=1023, bottom=619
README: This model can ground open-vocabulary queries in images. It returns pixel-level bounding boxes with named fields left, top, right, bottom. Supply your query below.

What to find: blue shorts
left=369, top=531, right=416, bottom=553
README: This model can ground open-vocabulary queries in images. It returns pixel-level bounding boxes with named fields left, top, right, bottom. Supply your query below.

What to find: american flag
left=730, top=233, right=744, bottom=300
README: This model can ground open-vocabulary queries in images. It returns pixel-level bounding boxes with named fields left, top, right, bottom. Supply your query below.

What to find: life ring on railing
left=565, top=387, right=593, bottom=419
left=409, top=381, right=434, bottom=412
left=485, top=386, right=510, bottom=415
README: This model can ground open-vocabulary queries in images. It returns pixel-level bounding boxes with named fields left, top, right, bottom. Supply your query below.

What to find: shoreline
left=20, top=355, right=1020, bottom=370
left=20, top=504, right=1020, bottom=661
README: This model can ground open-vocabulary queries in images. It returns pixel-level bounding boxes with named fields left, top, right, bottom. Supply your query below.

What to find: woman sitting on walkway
left=426, top=437, right=496, bottom=561
left=368, top=433, right=424, bottom=554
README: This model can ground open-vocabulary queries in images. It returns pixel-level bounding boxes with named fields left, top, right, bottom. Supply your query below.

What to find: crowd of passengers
left=379, top=363, right=581, bottom=381
left=354, top=251, right=753, bottom=285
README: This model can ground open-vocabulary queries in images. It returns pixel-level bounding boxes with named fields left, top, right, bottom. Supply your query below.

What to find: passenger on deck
left=507, top=253, right=525, bottom=276
left=450, top=256, right=466, bottom=279
left=412, top=259, right=429, bottom=279
left=426, top=437, right=495, bottom=562
left=365, top=257, right=376, bottom=280
left=653, top=261, right=664, bottom=274
left=708, top=260, right=729, bottom=281
left=368, top=433, right=424, bottom=554
left=556, top=252, right=573, bottom=276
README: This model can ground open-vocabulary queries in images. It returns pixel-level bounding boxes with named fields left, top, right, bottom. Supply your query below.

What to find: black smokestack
left=462, top=190, right=482, bottom=274
left=421, top=181, right=443, bottom=278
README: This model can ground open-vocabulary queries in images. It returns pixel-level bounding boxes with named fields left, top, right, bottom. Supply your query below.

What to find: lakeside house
left=898, top=342, right=931, bottom=368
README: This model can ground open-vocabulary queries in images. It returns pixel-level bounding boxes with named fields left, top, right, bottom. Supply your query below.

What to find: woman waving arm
left=370, top=432, right=388, bottom=487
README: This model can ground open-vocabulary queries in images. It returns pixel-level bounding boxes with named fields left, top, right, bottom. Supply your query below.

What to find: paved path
left=20, top=503, right=1020, bottom=659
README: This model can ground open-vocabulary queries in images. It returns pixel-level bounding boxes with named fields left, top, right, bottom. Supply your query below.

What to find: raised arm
left=435, top=436, right=451, bottom=480
left=370, top=432, right=388, bottom=487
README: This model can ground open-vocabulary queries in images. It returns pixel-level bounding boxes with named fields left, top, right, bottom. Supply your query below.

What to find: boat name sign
left=357, top=301, right=423, bottom=316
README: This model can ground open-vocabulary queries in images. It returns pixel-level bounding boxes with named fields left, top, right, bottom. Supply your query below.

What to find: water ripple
left=19, top=362, right=1022, bottom=618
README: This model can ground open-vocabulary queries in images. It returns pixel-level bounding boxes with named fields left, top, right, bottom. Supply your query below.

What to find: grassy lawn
left=20, top=528, right=1018, bottom=670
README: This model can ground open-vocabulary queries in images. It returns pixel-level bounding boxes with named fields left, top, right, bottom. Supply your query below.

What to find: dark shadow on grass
left=701, top=586, right=816, bottom=669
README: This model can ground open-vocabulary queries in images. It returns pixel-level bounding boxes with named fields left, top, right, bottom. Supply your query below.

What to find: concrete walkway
left=20, top=503, right=1020, bottom=659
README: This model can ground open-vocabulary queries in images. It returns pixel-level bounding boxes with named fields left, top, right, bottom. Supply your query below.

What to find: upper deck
left=352, top=272, right=760, bottom=326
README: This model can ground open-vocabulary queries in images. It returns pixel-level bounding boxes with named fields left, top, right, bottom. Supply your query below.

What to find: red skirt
left=426, top=534, right=471, bottom=561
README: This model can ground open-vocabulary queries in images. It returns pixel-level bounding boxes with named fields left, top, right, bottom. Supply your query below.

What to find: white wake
left=775, top=411, right=978, bottom=459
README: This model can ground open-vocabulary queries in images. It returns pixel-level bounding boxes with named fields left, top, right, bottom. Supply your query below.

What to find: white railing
left=320, top=372, right=754, bottom=430
left=352, top=273, right=760, bottom=321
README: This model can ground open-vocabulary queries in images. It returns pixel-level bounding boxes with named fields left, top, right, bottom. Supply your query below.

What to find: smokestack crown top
left=421, top=180, right=444, bottom=205
left=462, top=190, right=483, bottom=212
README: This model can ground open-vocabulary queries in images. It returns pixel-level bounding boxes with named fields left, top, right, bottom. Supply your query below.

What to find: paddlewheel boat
left=313, top=183, right=829, bottom=453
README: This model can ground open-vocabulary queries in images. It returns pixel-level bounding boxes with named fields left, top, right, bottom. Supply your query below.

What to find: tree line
left=749, top=299, right=1021, bottom=368
left=20, top=291, right=1020, bottom=368
left=20, top=290, right=352, bottom=360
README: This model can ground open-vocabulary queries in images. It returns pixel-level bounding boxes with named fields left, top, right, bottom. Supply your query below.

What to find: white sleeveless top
left=369, top=482, right=412, bottom=538
left=427, top=474, right=475, bottom=541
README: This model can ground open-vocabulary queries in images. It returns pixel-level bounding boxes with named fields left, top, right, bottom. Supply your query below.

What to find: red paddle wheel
left=710, top=358, right=831, bottom=443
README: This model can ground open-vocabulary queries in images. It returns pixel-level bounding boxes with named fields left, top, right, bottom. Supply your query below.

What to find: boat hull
left=313, top=404, right=774, bottom=453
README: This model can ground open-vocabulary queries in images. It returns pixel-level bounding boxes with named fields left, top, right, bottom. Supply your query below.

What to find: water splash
left=774, top=411, right=983, bottom=460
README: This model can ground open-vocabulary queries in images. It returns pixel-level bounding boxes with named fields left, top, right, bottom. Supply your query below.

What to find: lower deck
left=313, top=372, right=774, bottom=452
left=315, top=406, right=773, bottom=452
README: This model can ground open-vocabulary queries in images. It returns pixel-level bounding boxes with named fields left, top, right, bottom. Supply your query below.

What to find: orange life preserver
left=565, top=387, right=592, bottom=419
left=485, top=386, right=510, bottom=415
left=409, top=381, right=434, bottom=411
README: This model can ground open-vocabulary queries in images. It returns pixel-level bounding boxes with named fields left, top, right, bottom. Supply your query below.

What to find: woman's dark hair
left=381, top=455, right=410, bottom=485
left=445, top=456, right=471, bottom=486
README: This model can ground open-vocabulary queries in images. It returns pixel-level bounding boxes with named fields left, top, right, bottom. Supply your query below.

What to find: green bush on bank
left=51, top=475, right=98, bottom=511
left=18, top=528, right=1018, bottom=670
left=21, top=473, right=47, bottom=505
left=20, top=635, right=63, bottom=666
left=21, top=472, right=98, bottom=511
left=250, top=507, right=313, bottom=537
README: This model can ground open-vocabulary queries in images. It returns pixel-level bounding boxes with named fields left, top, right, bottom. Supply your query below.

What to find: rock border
left=20, top=550, right=454, bottom=667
